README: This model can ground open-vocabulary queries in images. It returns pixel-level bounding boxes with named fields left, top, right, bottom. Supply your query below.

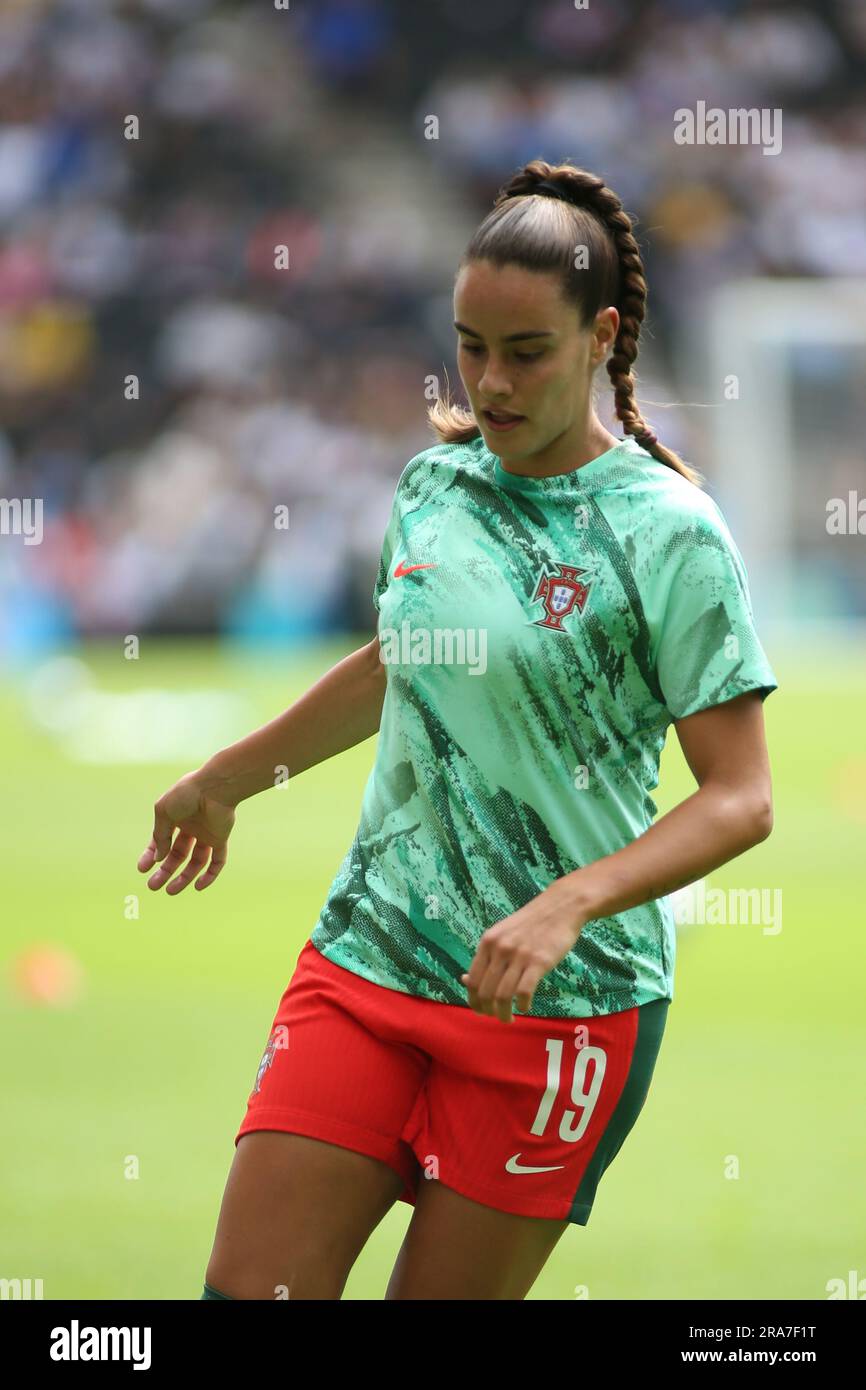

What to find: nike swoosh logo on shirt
left=393, top=560, right=437, bottom=578
left=505, top=1153, right=565, bottom=1174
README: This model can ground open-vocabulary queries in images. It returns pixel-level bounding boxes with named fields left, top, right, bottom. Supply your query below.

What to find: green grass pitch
left=1, top=636, right=863, bottom=1300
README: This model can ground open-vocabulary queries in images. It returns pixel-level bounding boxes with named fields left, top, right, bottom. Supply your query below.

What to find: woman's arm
left=137, top=636, right=387, bottom=893
left=194, top=634, right=387, bottom=807
left=548, top=688, right=773, bottom=923
left=462, top=690, right=773, bottom=1021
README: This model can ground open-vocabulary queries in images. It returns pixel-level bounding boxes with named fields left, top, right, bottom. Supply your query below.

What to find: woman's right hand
left=137, top=770, right=237, bottom=894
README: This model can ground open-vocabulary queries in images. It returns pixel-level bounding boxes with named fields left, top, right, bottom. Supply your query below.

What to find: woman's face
left=453, top=259, right=618, bottom=462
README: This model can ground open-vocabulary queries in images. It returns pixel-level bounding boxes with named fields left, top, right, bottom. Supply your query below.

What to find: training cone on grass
left=9, top=945, right=85, bottom=1005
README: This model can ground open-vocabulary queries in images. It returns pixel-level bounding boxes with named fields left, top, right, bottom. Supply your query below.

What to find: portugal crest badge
left=530, top=561, right=593, bottom=631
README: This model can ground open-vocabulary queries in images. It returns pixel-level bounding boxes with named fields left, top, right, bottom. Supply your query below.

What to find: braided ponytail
left=430, top=158, right=702, bottom=487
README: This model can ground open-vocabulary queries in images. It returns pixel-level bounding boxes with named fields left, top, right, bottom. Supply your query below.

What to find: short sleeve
left=372, top=479, right=403, bottom=615
left=653, top=500, right=778, bottom=720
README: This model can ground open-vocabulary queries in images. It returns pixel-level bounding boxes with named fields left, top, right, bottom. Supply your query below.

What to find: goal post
left=678, top=276, right=866, bottom=628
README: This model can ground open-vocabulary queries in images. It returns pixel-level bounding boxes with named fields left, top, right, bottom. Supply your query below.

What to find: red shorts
left=235, top=939, right=669, bottom=1225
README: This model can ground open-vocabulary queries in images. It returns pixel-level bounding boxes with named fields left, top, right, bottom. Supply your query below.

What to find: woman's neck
left=497, top=420, right=621, bottom=479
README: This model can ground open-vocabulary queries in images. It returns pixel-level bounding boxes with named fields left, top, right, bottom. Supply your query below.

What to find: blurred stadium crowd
left=1, top=0, right=865, bottom=655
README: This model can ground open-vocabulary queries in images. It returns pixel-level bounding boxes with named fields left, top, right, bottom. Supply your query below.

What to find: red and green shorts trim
left=235, top=939, right=669, bottom=1225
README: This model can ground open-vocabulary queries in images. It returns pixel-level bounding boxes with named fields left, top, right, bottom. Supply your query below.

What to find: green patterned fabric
left=310, top=435, right=777, bottom=1016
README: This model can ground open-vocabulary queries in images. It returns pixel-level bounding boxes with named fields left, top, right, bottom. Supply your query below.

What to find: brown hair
left=429, top=158, right=702, bottom=487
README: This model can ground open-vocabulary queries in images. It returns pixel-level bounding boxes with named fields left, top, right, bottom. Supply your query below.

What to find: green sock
left=201, top=1282, right=234, bottom=1299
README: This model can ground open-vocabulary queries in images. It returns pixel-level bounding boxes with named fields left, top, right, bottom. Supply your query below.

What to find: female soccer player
left=138, top=160, right=777, bottom=1301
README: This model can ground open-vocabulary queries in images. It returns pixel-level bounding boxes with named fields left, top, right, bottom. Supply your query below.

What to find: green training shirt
left=310, top=434, right=778, bottom=1016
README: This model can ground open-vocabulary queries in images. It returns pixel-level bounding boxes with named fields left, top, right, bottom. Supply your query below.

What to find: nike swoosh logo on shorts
left=393, top=559, right=437, bottom=577
left=505, top=1153, right=565, bottom=1174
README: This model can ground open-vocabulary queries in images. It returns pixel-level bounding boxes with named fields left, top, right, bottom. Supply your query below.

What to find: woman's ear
left=590, top=306, right=619, bottom=365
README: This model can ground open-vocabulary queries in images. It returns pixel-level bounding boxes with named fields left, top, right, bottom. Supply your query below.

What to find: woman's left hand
left=460, top=886, right=587, bottom=1023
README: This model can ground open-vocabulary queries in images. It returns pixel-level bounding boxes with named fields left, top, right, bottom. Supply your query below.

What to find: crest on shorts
left=253, top=1032, right=279, bottom=1095
left=530, top=561, right=593, bottom=631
